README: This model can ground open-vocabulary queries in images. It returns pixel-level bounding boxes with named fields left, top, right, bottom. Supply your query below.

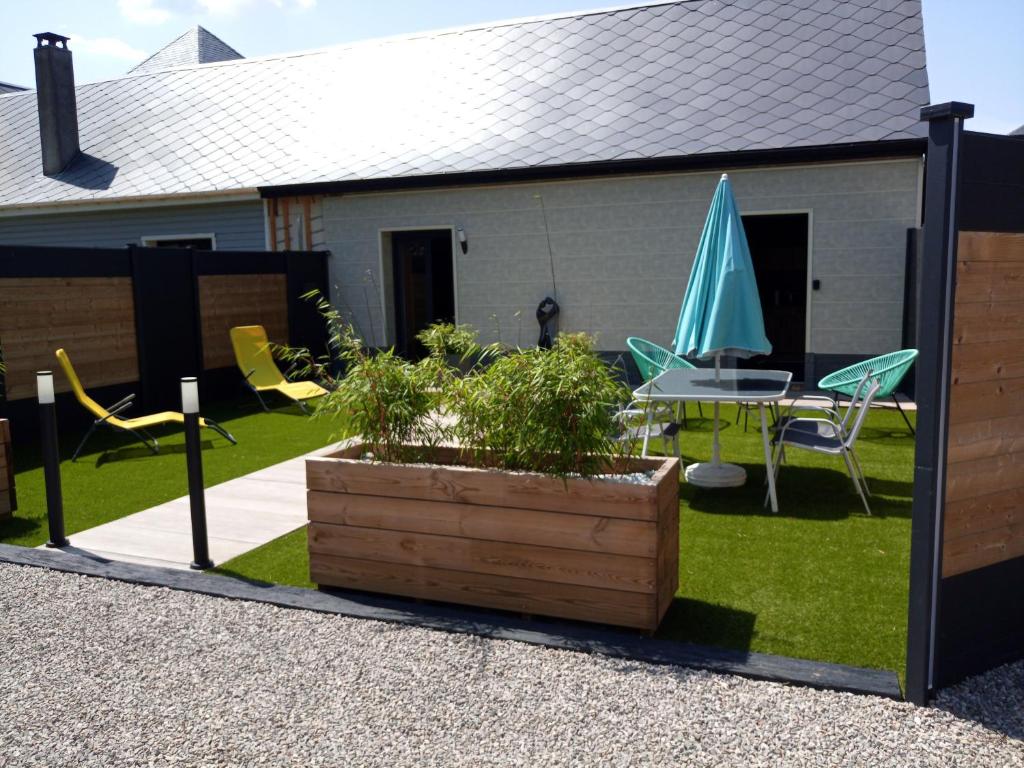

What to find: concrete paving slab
left=46, top=443, right=343, bottom=570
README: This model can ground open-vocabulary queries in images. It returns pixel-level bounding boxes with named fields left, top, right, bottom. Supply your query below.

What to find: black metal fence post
left=37, top=371, right=69, bottom=548
left=905, top=101, right=974, bottom=705
left=181, top=377, right=213, bottom=570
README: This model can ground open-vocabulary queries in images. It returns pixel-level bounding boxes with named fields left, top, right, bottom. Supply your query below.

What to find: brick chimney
left=33, top=33, right=80, bottom=176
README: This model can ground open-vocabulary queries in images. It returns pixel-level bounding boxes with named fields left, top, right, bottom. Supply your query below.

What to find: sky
left=0, top=0, right=1020, bottom=134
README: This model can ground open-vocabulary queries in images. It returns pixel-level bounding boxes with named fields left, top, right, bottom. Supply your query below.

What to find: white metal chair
left=767, top=371, right=881, bottom=514
left=617, top=400, right=680, bottom=458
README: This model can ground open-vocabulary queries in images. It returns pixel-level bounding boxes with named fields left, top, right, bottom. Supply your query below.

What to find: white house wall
left=320, top=158, right=922, bottom=376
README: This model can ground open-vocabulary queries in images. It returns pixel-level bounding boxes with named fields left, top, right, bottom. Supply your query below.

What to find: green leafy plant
left=451, top=333, right=631, bottom=476
left=416, top=322, right=480, bottom=361
left=274, top=291, right=447, bottom=463
left=284, top=292, right=633, bottom=477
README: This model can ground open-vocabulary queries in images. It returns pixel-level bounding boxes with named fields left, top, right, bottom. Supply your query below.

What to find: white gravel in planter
left=1, top=563, right=1021, bottom=767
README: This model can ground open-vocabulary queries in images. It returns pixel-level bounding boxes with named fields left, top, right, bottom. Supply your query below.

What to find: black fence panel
left=130, top=246, right=203, bottom=413
left=0, top=243, right=329, bottom=443
left=907, top=104, right=1024, bottom=702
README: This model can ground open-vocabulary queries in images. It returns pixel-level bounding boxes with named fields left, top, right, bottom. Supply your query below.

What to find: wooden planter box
left=306, top=441, right=680, bottom=631
left=0, top=419, right=15, bottom=519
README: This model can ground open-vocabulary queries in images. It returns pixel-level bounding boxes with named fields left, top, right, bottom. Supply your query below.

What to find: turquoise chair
left=626, top=337, right=703, bottom=426
left=818, top=349, right=919, bottom=434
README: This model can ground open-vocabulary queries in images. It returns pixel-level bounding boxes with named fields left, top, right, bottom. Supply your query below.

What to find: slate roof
left=127, top=26, right=243, bottom=75
left=0, top=81, right=27, bottom=94
left=1011, top=125, right=1024, bottom=137
left=0, top=0, right=929, bottom=208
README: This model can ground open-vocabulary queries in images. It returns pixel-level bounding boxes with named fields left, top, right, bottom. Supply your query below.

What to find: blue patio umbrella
left=671, top=174, right=771, bottom=487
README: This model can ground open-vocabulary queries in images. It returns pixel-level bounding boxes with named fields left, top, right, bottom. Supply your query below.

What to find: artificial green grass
left=0, top=398, right=342, bottom=548
left=214, top=403, right=915, bottom=674
left=212, top=526, right=314, bottom=588
left=657, top=404, right=914, bottom=674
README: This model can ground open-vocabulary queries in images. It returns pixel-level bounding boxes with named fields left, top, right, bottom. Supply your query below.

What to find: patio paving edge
left=0, top=542, right=902, bottom=700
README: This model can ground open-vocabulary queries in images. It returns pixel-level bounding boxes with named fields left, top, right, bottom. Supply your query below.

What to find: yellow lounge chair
left=56, top=348, right=237, bottom=462
left=229, top=325, right=327, bottom=413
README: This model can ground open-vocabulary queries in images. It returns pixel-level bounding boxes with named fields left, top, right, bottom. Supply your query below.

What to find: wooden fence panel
left=0, top=277, right=139, bottom=401
left=198, top=274, right=288, bottom=370
left=944, top=231, right=1024, bottom=577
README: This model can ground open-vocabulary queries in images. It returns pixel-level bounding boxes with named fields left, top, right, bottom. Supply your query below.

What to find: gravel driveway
left=1, top=563, right=1021, bottom=767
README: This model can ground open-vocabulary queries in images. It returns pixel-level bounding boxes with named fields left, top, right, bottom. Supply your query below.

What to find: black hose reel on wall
left=536, top=296, right=559, bottom=349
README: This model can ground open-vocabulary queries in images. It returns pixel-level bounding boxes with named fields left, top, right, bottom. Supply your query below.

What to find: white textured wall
left=320, top=158, right=921, bottom=357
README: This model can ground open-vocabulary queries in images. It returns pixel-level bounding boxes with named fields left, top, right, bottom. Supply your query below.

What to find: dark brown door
left=392, top=230, right=455, bottom=357
left=741, top=213, right=808, bottom=380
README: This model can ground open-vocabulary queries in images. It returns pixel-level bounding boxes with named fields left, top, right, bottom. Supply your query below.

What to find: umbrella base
left=684, top=461, right=747, bottom=488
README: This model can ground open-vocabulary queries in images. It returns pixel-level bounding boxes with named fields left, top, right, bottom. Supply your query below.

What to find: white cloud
left=118, top=0, right=173, bottom=24
left=72, top=34, right=149, bottom=63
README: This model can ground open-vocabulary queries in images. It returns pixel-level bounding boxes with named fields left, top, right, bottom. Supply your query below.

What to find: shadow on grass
left=679, top=463, right=912, bottom=520
left=93, top=439, right=217, bottom=467
left=208, top=566, right=279, bottom=588
left=0, top=514, right=43, bottom=542
left=858, top=426, right=916, bottom=446
left=656, top=596, right=757, bottom=651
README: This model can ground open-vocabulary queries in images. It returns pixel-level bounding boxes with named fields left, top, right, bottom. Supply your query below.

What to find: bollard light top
left=36, top=370, right=55, bottom=404
left=181, top=376, right=200, bottom=414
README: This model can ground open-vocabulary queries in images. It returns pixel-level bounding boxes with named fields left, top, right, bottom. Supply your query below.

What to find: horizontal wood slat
left=942, top=523, right=1024, bottom=578
left=954, top=262, right=1024, bottom=303
left=198, top=274, right=288, bottom=370
left=945, top=231, right=1024, bottom=574
left=307, top=491, right=658, bottom=557
left=307, top=442, right=679, bottom=630
left=946, top=451, right=1024, bottom=504
left=0, top=277, right=139, bottom=400
left=947, top=377, right=1024, bottom=426
left=945, top=486, right=1024, bottom=540
left=947, top=416, right=1024, bottom=464
left=306, top=456, right=661, bottom=521
left=954, top=303, right=1024, bottom=345
left=308, top=523, right=656, bottom=594
left=957, top=231, right=1024, bottom=262
left=950, top=340, right=1024, bottom=385
left=308, top=552, right=655, bottom=629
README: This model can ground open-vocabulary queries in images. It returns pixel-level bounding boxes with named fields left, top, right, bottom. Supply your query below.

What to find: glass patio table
left=633, top=367, right=793, bottom=512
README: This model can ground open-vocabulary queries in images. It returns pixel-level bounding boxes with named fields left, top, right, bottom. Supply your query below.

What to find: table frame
left=634, top=368, right=793, bottom=512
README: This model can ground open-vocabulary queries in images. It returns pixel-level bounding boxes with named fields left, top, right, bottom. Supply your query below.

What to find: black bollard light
left=181, top=377, right=213, bottom=570
left=37, top=371, right=69, bottom=548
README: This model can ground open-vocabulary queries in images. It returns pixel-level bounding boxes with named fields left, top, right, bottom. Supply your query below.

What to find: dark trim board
left=259, top=139, right=926, bottom=198
left=958, top=131, right=1024, bottom=233
left=0, top=542, right=901, bottom=700
left=0, top=243, right=131, bottom=277
left=936, top=555, right=1024, bottom=689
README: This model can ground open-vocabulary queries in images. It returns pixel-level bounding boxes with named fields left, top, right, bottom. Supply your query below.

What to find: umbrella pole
left=711, top=354, right=721, bottom=466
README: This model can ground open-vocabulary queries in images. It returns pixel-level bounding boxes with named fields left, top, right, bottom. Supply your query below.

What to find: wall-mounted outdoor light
left=456, top=227, right=468, bottom=254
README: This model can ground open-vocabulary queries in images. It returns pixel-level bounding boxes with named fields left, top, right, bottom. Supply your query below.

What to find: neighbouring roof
left=1011, top=124, right=1024, bottom=136
left=127, top=26, right=243, bottom=75
left=0, top=0, right=929, bottom=209
left=0, top=81, right=27, bottom=94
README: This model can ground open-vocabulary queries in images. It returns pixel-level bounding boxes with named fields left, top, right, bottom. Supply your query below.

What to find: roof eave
left=258, top=138, right=928, bottom=199
left=0, top=188, right=261, bottom=218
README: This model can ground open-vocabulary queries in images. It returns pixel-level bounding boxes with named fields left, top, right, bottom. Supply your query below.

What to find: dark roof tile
left=0, top=0, right=928, bottom=206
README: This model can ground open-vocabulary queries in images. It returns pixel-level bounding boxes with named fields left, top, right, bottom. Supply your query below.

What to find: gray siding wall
left=0, top=200, right=266, bottom=250
left=321, top=159, right=922, bottom=370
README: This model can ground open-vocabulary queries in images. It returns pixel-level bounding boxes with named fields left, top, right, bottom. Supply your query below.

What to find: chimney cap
left=34, top=33, right=71, bottom=49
